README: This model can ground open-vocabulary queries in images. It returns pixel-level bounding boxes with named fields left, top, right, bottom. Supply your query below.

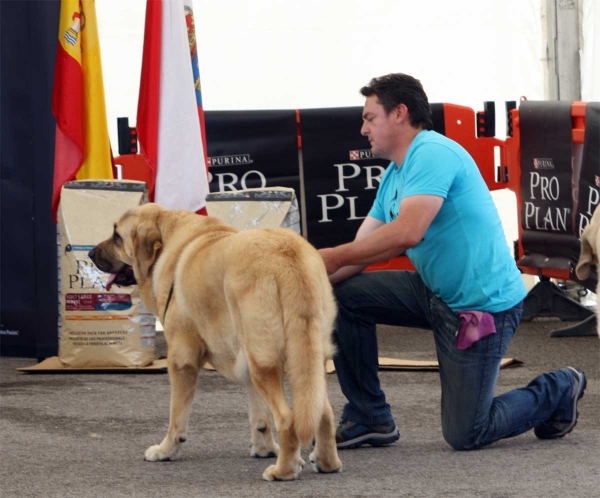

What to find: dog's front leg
left=247, top=382, right=279, bottom=458
left=145, top=346, right=201, bottom=462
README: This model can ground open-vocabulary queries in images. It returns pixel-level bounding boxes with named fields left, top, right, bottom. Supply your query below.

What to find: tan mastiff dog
left=575, top=206, right=600, bottom=336
left=89, top=203, right=342, bottom=481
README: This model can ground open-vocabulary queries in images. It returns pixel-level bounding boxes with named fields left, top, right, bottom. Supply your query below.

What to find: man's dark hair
left=360, top=73, right=433, bottom=130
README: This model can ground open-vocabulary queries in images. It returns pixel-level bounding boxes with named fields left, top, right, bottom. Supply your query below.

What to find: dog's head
left=89, top=204, right=165, bottom=291
left=575, top=208, right=600, bottom=280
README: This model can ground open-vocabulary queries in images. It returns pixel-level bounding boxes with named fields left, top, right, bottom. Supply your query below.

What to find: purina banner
left=519, top=101, right=575, bottom=235
left=204, top=110, right=301, bottom=201
left=518, top=101, right=579, bottom=269
left=299, top=107, right=391, bottom=249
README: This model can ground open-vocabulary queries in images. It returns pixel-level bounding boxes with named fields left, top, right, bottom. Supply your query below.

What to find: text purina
left=208, top=154, right=253, bottom=167
left=533, top=158, right=555, bottom=169
left=349, top=149, right=374, bottom=160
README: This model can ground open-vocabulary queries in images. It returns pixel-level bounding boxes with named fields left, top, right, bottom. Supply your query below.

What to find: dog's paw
left=144, top=444, right=178, bottom=462
left=261, top=463, right=302, bottom=482
left=309, top=449, right=342, bottom=474
left=250, top=441, right=279, bottom=458
left=251, top=448, right=277, bottom=458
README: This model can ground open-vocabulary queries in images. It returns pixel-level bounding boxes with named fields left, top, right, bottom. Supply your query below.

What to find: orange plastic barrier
left=114, top=154, right=153, bottom=189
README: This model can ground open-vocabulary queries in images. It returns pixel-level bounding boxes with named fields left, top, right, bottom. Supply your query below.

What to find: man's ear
left=393, top=103, right=409, bottom=124
left=133, top=224, right=162, bottom=279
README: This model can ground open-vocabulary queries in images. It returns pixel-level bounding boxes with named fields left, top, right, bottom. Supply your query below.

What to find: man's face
left=360, top=95, right=399, bottom=160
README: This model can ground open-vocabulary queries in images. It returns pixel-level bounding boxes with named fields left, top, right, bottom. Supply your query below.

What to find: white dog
left=575, top=206, right=600, bottom=336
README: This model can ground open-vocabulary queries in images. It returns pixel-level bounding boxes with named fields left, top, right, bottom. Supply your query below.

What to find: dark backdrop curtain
left=1, top=0, right=60, bottom=357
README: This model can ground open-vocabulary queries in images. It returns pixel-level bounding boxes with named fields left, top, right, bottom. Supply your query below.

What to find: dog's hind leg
left=247, top=382, right=279, bottom=458
left=309, top=370, right=342, bottom=474
left=145, top=327, right=204, bottom=462
left=248, top=363, right=304, bottom=481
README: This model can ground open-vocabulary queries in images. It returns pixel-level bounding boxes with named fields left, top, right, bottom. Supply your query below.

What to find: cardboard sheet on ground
left=17, top=357, right=168, bottom=374
left=374, top=357, right=523, bottom=371
left=203, top=357, right=522, bottom=374
left=18, top=356, right=521, bottom=374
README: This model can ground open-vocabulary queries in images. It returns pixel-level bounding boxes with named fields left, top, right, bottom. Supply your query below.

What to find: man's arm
left=320, top=195, right=444, bottom=277
left=325, top=216, right=385, bottom=284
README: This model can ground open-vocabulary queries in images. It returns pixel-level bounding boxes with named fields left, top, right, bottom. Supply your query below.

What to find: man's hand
left=318, top=247, right=341, bottom=276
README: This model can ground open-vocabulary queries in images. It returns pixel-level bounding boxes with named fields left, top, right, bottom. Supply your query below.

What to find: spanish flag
left=137, top=0, right=209, bottom=214
left=52, top=0, right=114, bottom=221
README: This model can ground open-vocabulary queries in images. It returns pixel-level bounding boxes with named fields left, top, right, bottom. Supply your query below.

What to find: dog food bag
left=205, top=187, right=301, bottom=234
left=57, top=180, right=156, bottom=368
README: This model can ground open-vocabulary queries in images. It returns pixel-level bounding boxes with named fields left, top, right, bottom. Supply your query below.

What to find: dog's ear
left=132, top=223, right=163, bottom=279
left=575, top=222, right=598, bottom=280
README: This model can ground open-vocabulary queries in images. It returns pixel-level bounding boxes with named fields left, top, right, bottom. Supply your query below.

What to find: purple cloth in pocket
left=455, top=311, right=496, bottom=350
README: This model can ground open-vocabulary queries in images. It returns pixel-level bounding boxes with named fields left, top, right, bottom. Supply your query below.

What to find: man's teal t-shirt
left=369, top=130, right=526, bottom=312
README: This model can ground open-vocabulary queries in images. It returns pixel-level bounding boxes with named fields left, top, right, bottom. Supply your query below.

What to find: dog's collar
left=162, top=281, right=175, bottom=325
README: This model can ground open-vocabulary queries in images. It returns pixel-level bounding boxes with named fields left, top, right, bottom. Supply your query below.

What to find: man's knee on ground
left=442, top=426, right=484, bottom=451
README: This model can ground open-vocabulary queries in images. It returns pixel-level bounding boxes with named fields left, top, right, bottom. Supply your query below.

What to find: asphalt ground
left=1, top=319, right=598, bottom=498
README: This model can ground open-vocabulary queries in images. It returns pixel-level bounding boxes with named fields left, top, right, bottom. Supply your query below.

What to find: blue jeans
left=333, top=270, right=576, bottom=450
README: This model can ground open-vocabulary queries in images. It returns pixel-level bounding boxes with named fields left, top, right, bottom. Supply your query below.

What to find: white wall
left=97, top=0, right=546, bottom=143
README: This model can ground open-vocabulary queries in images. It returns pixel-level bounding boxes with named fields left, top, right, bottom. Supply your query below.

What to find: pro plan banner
left=204, top=110, right=300, bottom=199
left=519, top=101, right=577, bottom=268
left=300, top=107, right=391, bottom=249
left=575, top=102, right=600, bottom=237
left=520, top=101, right=575, bottom=234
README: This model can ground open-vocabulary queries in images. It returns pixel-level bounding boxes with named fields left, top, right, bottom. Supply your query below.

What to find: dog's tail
left=285, top=313, right=327, bottom=446
left=283, top=267, right=336, bottom=446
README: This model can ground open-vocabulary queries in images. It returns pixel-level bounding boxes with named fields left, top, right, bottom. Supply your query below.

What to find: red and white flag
left=137, top=0, right=209, bottom=213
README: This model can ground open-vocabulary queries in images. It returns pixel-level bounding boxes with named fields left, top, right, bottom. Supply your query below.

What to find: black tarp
left=299, top=104, right=445, bottom=249
left=299, top=107, right=390, bottom=248
left=205, top=110, right=300, bottom=196
left=518, top=101, right=578, bottom=269
left=520, top=101, right=574, bottom=234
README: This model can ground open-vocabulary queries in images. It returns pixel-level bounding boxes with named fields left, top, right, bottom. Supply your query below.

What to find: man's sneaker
left=534, top=367, right=587, bottom=440
left=335, top=419, right=400, bottom=449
